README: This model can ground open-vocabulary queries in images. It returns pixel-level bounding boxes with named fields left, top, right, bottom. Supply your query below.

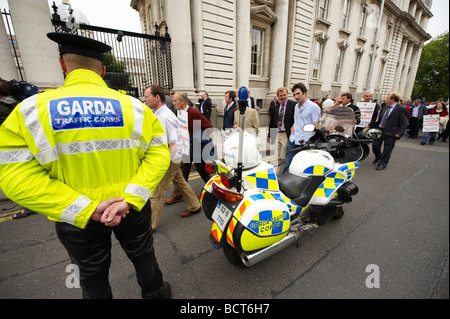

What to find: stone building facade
left=131, top=0, right=432, bottom=126
left=1, top=0, right=433, bottom=113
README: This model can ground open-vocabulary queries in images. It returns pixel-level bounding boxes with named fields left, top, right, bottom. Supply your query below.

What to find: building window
left=359, top=7, right=368, bottom=37
left=317, top=0, right=329, bottom=19
left=377, top=60, right=387, bottom=90
left=384, top=25, right=392, bottom=49
left=351, top=53, right=362, bottom=85
left=341, top=0, right=351, bottom=29
left=312, top=41, right=323, bottom=80
left=251, top=28, right=264, bottom=76
left=334, top=47, right=345, bottom=82
left=146, top=3, right=152, bottom=33
left=159, top=0, right=165, bottom=20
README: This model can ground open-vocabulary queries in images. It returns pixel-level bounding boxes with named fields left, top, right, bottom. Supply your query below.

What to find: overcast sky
left=0, top=0, right=448, bottom=39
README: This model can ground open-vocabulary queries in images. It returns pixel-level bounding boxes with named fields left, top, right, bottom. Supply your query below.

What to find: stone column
left=392, top=37, right=409, bottom=92
left=191, top=0, right=206, bottom=95
left=236, top=0, right=251, bottom=89
left=405, top=43, right=423, bottom=99
left=381, top=24, right=404, bottom=97
left=398, top=40, right=414, bottom=98
left=8, top=0, right=64, bottom=89
left=268, top=0, right=289, bottom=94
left=0, top=12, right=18, bottom=80
left=165, top=0, right=195, bottom=94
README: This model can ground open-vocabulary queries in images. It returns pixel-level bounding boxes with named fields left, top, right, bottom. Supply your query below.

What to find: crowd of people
left=267, top=87, right=447, bottom=172
left=0, top=32, right=448, bottom=299
left=311, top=94, right=449, bottom=144
left=3, top=75, right=449, bottom=219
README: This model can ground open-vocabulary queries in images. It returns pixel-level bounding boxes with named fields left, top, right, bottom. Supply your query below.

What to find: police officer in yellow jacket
left=0, top=32, right=171, bottom=299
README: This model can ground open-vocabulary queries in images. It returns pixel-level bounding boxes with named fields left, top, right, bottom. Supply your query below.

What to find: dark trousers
left=409, top=117, right=419, bottom=138
left=180, top=161, right=211, bottom=184
left=56, top=202, right=163, bottom=299
left=172, top=160, right=211, bottom=198
left=372, top=133, right=397, bottom=167
left=283, top=139, right=301, bottom=174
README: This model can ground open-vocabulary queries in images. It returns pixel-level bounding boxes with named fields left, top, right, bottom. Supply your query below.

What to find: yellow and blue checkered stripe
left=337, top=162, right=359, bottom=180
left=302, top=165, right=332, bottom=176
left=271, top=192, right=306, bottom=215
left=245, top=168, right=279, bottom=191
left=313, top=171, right=346, bottom=198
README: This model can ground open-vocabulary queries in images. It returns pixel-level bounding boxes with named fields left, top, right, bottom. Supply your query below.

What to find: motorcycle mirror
left=303, top=123, right=316, bottom=132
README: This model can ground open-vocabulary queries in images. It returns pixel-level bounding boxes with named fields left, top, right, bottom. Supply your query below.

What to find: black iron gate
left=50, top=3, right=173, bottom=98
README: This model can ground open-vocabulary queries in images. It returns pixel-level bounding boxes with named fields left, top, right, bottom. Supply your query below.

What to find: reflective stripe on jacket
left=0, top=69, right=170, bottom=229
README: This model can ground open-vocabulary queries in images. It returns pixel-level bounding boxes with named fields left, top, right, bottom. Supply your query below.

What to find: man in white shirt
left=144, top=85, right=201, bottom=230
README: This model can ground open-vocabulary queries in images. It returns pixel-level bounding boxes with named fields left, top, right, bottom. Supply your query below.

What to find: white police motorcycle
left=200, top=88, right=379, bottom=267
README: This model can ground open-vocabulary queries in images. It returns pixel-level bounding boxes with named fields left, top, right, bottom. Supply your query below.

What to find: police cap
left=47, top=32, right=111, bottom=61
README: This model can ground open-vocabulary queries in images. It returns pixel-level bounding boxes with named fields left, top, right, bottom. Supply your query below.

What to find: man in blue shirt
left=283, top=83, right=321, bottom=173
left=408, top=99, right=427, bottom=139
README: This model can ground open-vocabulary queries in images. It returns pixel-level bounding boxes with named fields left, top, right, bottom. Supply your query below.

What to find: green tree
left=103, top=52, right=126, bottom=73
left=412, top=31, right=449, bottom=101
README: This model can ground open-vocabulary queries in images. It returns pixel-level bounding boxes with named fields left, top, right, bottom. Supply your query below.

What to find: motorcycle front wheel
left=223, top=243, right=247, bottom=268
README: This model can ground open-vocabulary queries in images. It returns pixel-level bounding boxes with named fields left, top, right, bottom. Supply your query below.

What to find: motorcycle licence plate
left=212, top=201, right=233, bottom=232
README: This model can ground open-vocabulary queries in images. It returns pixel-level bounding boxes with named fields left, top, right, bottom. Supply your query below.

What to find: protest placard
left=422, top=115, right=440, bottom=133
left=177, top=109, right=190, bottom=156
left=356, top=102, right=376, bottom=128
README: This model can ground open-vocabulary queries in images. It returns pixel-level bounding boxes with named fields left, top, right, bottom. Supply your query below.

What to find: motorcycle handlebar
left=349, top=138, right=373, bottom=144
left=289, top=137, right=373, bottom=153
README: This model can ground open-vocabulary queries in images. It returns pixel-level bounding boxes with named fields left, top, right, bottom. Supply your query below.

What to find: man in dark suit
left=372, top=92, right=408, bottom=170
left=248, top=90, right=256, bottom=109
left=198, top=92, right=212, bottom=121
left=341, top=92, right=361, bottom=126
left=267, top=87, right=296, bottom=175
left=223, top=90, right=237, bottom=130
left=408, top=99, right=427, bottom=139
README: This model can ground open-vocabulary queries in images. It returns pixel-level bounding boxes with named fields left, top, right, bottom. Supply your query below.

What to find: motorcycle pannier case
left=229, top=192, right=290, bottom=252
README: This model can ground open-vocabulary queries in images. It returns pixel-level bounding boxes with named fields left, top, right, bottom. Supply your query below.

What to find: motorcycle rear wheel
left=223, top=243, right=246, bottom=268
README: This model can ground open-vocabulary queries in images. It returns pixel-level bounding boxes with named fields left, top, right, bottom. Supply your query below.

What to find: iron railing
left=50, top=3, right=173, bottom=97
left=1, top=8, right=25, bottom=82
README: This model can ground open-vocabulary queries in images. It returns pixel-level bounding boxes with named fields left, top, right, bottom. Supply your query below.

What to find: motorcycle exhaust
left=241, top=231, right=299, bottom=267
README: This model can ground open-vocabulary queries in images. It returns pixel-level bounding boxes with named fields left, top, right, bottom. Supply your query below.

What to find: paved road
left=0, top=133, right=448, bottom=301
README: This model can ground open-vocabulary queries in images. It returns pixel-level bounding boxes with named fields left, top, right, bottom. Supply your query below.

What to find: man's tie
left=278, top=103, right=285, bottom=130
left=380, top=107, right=392, bottom=128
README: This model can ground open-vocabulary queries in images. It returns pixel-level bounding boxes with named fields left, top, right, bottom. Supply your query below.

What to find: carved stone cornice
left=250, top=5, right=278, bottom=24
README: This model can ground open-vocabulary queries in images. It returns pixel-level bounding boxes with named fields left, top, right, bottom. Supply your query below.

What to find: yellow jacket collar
left=64, top=69, right=108, bottom=88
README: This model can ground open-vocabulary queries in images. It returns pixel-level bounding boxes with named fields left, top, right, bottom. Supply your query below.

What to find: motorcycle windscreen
left=319, top=106, right=356, bottom=137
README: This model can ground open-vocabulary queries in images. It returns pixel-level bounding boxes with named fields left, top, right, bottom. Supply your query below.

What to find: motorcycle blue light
left=238, top=86, right=249, bottom=101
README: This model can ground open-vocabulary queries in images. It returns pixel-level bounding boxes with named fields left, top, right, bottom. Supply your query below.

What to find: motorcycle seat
left=278, top=172, right=326, bottom=207
left=277, top=173, right=310, bottom=200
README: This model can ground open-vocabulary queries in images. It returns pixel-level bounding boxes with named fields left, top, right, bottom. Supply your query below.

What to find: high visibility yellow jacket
left=0, top=69, right=170, bottom=229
